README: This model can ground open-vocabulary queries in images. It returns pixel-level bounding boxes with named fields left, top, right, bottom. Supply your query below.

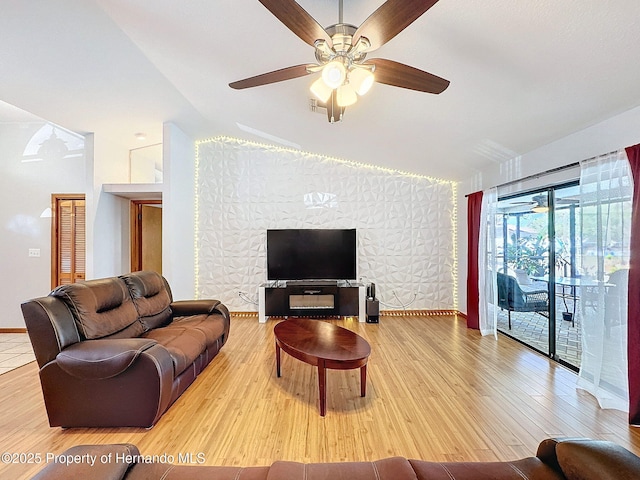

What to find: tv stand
left=258, top=281, right=365, bottom=323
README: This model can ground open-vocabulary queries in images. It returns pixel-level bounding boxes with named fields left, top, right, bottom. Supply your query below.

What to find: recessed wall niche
left=196, top=137, right=457, bottom=312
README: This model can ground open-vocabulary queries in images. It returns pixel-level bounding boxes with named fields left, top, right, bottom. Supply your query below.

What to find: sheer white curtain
left=578, top=150, right=632, bottom=411
left=479, top=187, right=498, bottom=337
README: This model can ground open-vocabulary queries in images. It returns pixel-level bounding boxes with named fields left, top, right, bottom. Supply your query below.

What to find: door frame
left=51, top=193, right=85, bottom=289
left=497, top=180, right=580, bottom=370
left=130, top=199, right=162, bottom=272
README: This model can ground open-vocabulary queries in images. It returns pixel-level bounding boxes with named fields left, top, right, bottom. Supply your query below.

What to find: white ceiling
left=2, top=0, right=640, bottom=181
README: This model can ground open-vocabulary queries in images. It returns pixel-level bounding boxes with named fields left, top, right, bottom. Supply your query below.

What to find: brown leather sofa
left=21, top=271, right=230, bottom=428
left=30, top=438, right=640, bottom=479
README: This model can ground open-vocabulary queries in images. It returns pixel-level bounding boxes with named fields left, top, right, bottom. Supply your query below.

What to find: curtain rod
left=465, top=148, right=623, bottom=197
left=464, top=162, right=579, bottom=197
left=494, top=161, right=580, bottom=190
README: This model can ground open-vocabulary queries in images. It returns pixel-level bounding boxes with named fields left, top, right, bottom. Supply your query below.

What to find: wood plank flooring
left=1, top=314, right=639, bottom=478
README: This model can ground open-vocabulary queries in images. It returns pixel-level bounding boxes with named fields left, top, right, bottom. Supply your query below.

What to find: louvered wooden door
left=52, top=195, right=85, bottom=288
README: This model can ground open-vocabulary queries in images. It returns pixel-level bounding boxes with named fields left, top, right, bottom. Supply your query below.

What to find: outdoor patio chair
left=604, top=268, right=629, bottom=336
left=496, top=272, right=550, bottom=329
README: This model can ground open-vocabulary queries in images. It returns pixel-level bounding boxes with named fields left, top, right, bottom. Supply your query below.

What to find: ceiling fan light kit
left=348, top=66, right=375, bottom=96
left=336, top=83, right=358, bottom=107
left=230, top=0, right=450, bottom=122
left=321, top=60, right=347, bottom=89
left=310, top=77, right=333, bottom=103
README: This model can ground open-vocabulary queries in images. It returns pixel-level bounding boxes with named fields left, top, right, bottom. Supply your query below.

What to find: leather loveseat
left=30, top=438, right=640, bottom=479
left=21, top=271, right=230, bottom=428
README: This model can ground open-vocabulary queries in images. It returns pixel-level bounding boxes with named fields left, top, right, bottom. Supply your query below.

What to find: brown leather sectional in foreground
left=31, top=438, right=640, bottom=479
left=21, top=271, right=230, bottom=428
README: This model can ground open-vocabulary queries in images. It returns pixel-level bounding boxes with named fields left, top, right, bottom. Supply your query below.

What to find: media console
left=258, top=281, right=366, bottom=323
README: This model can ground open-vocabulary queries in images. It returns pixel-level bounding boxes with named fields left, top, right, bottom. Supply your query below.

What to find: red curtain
left=626, top=143, right=640, bottom=424
left=466, top=191, right=483, bottom=329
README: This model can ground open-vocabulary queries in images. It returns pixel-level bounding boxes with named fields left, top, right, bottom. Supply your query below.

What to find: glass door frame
left=497, top=179, right=580, bottom=371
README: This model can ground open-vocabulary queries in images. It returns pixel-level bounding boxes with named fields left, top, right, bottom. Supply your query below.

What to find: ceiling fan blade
left=258, top=0, right=333, bottom=47
left=353, top=0, right=440, bottom=51
left=229, top=64, right=315, bottom=90
left=368, top=58, right=449, bottom=94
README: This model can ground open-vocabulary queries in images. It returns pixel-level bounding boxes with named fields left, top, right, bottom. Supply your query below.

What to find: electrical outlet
left=28, top=248, right=40, bottom=257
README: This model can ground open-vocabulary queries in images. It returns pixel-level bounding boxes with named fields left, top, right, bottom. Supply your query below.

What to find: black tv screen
left=267, top=229, right=357, bottom=281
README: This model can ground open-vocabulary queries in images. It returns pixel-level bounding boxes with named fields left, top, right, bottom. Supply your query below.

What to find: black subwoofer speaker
left=366, top=299, right=379, bottom=323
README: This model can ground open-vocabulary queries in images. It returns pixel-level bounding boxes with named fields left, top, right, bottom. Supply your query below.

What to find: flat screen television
left=267, top=229, right=357, bottom=281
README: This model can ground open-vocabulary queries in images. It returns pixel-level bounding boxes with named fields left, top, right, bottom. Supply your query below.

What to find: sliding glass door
left=550, top=184, right=581, bottom=368
left=495, top=182, right=581, bottom=369
left=492, top=163, right=632, bottom=374
left=496, top=189, right=552, bottom=357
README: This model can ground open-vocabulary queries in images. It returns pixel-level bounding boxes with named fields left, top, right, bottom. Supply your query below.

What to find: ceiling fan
left=501, top=194, right=580, bottom=214
left=229, top=0, right=450, bottom=123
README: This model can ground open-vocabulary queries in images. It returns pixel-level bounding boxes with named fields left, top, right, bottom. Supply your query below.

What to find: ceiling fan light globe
left=336, top=83, right=357, bottom=107
left=349, top=68, right=374, bottom=96
left=310, top=77, right=333, bottom=103
left=322, top=61, right=346, bottom=89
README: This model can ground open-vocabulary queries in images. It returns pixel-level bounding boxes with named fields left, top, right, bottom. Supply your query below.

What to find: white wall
left=457, top=105, right=640, bottom=315
left=89, top=135, right=132, bottom=278
left=0, top=121, right=85, bottom=328
left=196, top=137, right=458, bottom=312
left=162, top=122, right=196, bottom=300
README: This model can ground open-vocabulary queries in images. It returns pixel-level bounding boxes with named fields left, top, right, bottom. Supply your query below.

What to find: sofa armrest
left=42, top=341, right=175, bottom=427
left=22, top=296, right=82, bottom=368
left=32, top=444, right=139, bottom=480
left=171, top=299, right=228, bottom=319
left=56, top=338, right=158, bottom=379
left=553, top=438, right=640, bottom=480
left=536, top=437, right=565, bottom=472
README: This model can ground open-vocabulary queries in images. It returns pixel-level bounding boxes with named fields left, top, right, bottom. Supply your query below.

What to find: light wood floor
left=1, top=314, right=639, bottom=478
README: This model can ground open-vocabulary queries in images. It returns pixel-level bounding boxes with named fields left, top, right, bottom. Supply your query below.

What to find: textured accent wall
left=196, top=137, right=457, bottom=312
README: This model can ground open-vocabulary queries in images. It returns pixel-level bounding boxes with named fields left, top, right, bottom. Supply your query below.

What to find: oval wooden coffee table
left=274, top=319, right=371, bottom=416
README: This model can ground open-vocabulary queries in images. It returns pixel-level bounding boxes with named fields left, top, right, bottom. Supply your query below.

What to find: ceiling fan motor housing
left=314, top=23, right=367, bottom=65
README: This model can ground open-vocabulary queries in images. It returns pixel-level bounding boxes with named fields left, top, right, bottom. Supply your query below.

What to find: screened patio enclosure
left=492, top=179, right=631, bottom=370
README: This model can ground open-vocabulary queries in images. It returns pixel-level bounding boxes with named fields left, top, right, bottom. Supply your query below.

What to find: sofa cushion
left=51, top=278, right=139, bottom=340
left=172, top=314, right=225, bottom=348
left=121, top=271, right=172, bottom=331
left=143, top=325, right=207, bottom=376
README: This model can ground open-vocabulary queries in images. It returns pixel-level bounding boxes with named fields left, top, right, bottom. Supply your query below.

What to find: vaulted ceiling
left=1, top=0, right=640, bottom=180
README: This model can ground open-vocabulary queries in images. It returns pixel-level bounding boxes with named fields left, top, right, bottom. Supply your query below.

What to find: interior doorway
left=131, top=200, right=162, bottom=274
left=51, top=194, right=86, bottom=288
